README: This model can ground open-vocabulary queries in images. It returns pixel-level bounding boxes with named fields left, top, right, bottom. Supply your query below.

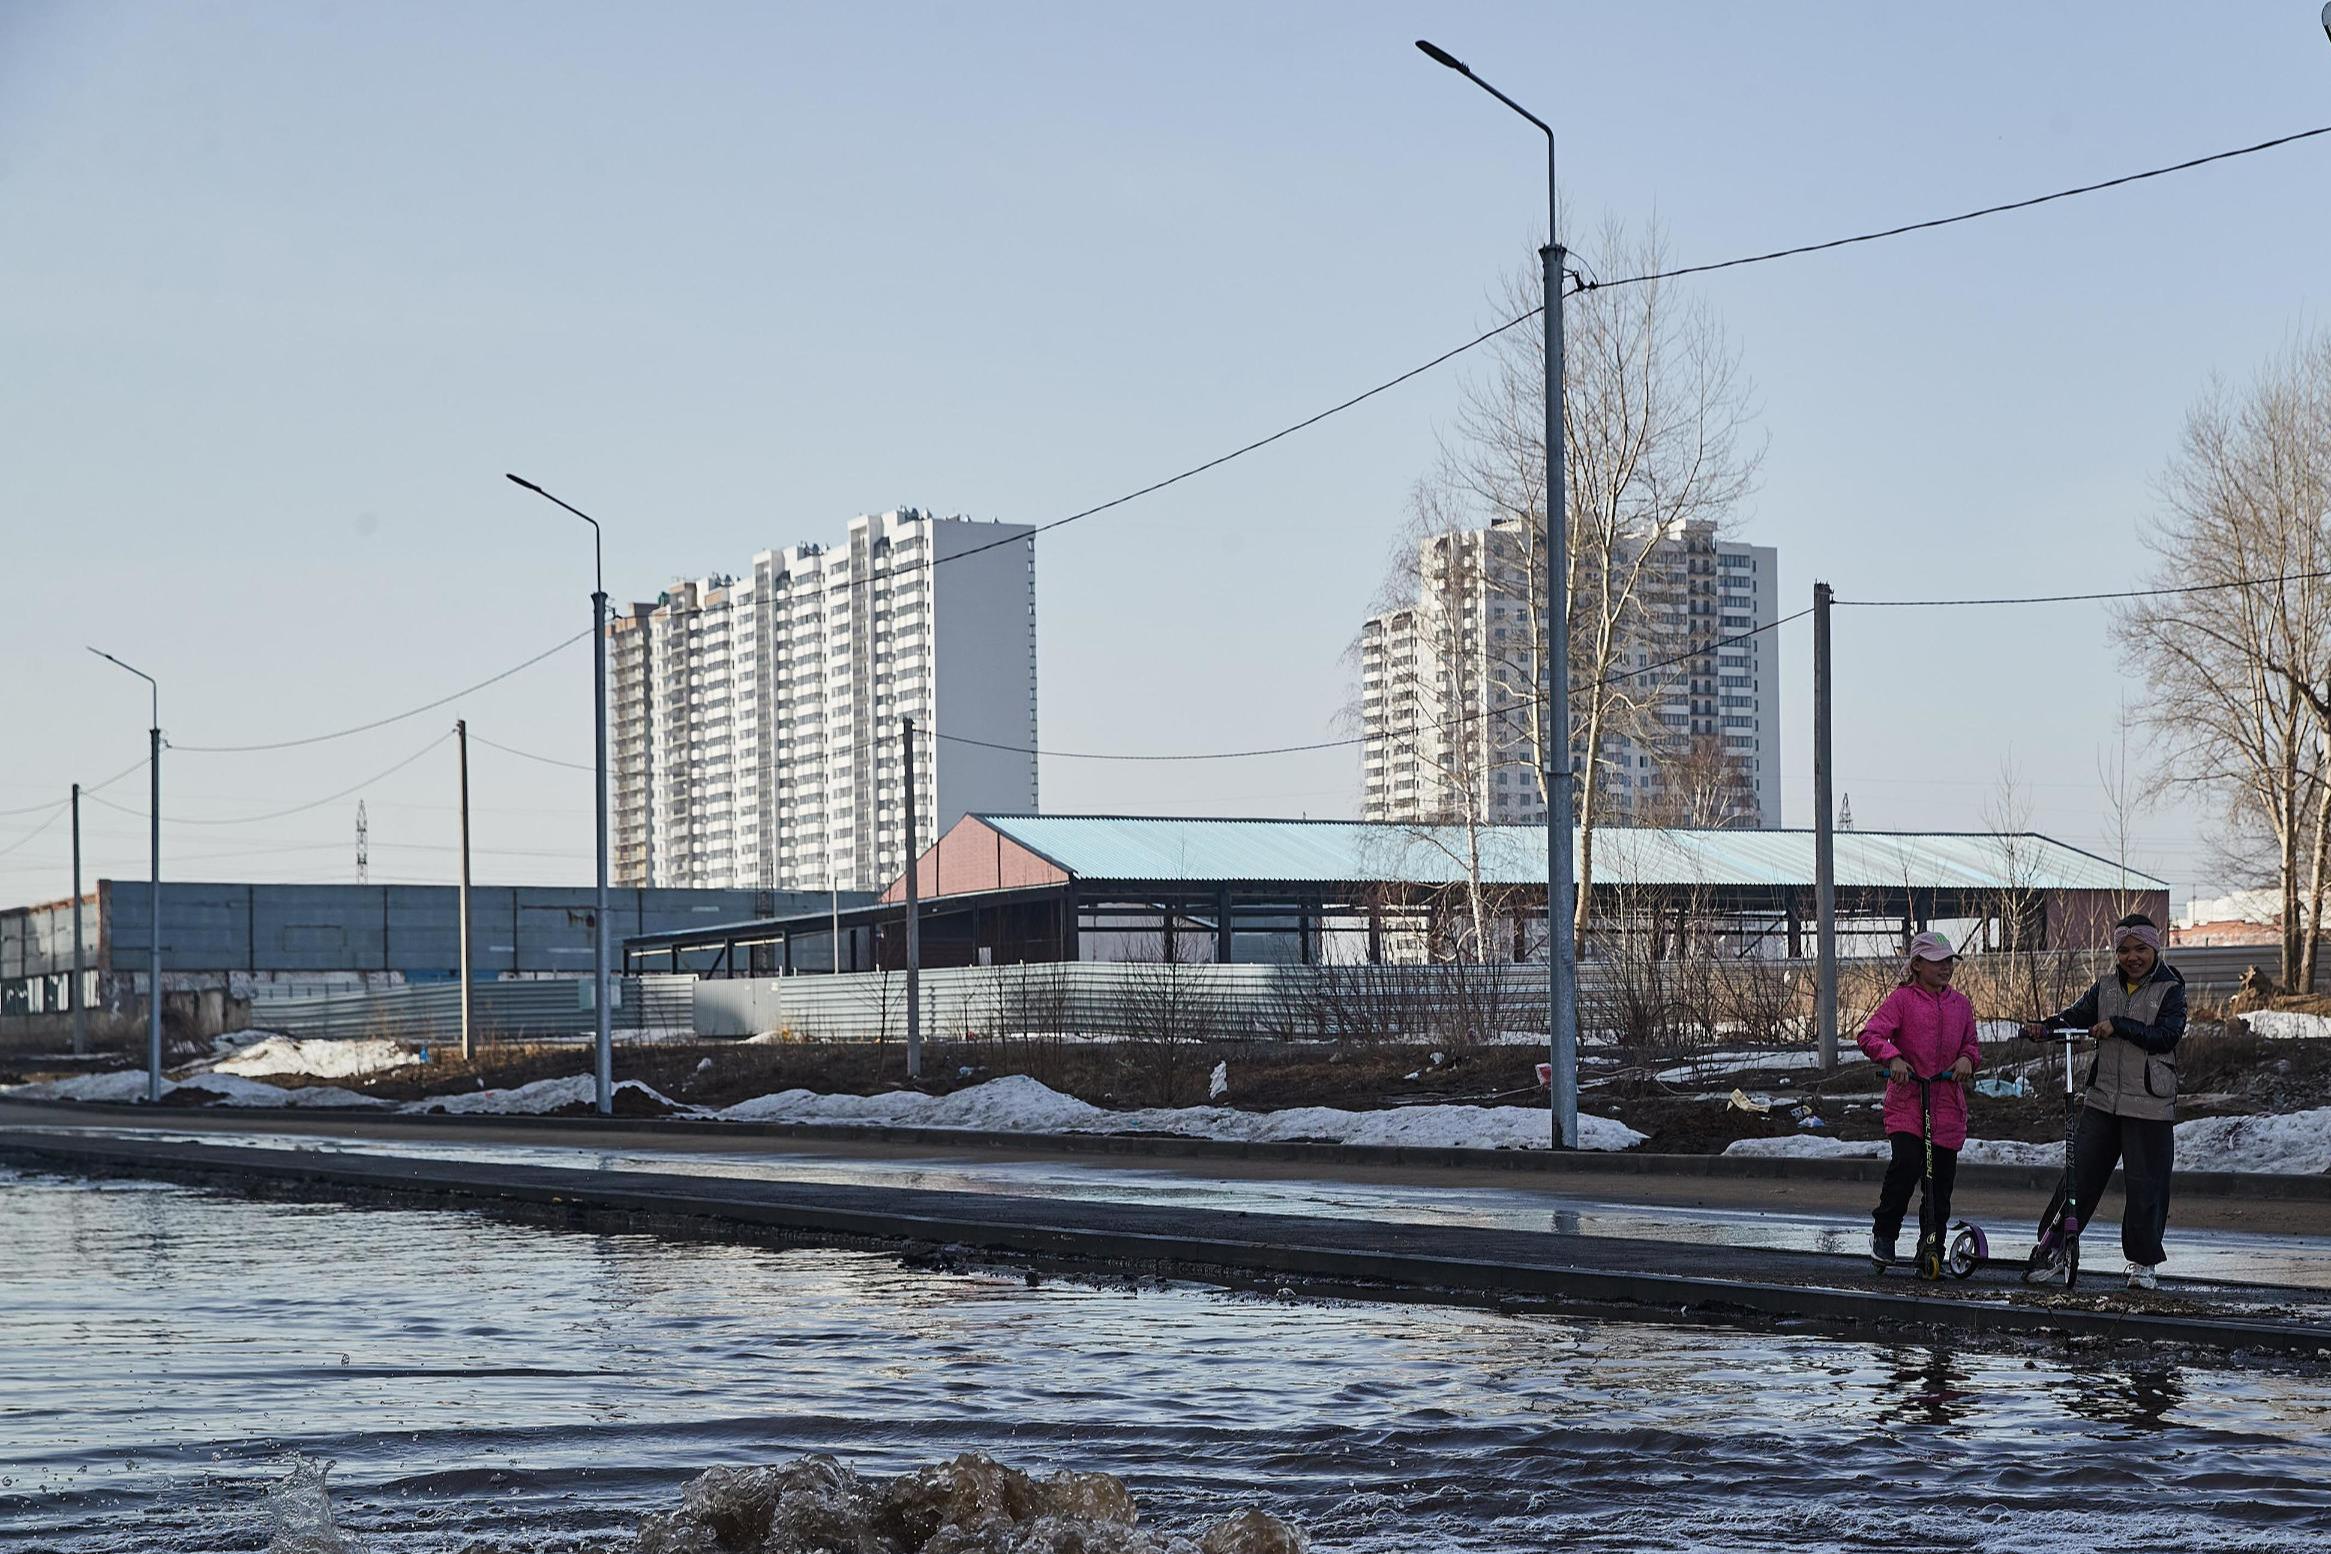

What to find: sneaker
left=2126, top=1263, right=2159, bottom=1291
left=1870, top=1229, right=1896, bottom=1269
left=2024, top=1244, right=2068, bottom=1286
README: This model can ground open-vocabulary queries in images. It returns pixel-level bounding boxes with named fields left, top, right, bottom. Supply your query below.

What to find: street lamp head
left=504, top=472, right=544, bottom=495
left=1415, top=39, right=1470, bottom=74
left=2321, top=0, right=2329, bottom=42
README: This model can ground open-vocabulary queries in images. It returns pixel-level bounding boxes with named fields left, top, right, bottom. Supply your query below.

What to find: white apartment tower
left=609, top=509, right=1037, bottom=894
left=1360, top=517, right=1779, bottom=829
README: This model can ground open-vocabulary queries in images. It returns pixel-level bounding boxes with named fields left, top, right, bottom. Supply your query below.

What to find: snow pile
left=2241, top=1010, right=2331, bottom=1041
left=176, top=1074, right=383, bottom=1109
left=2174, top=1108, right=2331, bottom=1175
left=720, top=1073, right=1647, bottom=1152
left=403, top=1074, right=680, bottom=1116
left=210, top=1035, right=413, bottom=1080
left=3, top=1070, right=172, bottom=1104
left=1, top=1070, right=380, bottom=1108
left=1725, top=1112, right=2331, bottom=1174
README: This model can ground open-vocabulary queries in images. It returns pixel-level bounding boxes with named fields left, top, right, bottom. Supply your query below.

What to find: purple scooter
left=2023, top=1028, right=2087, bottom=1289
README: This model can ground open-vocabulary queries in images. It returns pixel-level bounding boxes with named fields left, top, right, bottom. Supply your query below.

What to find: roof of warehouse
left=974, top=815, right=2166, bottom=894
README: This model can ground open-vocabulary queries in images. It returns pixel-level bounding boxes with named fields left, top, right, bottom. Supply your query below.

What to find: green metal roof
left=975, top=815, right=2165, bottom=894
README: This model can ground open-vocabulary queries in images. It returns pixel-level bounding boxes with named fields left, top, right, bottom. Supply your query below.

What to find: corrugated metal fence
left=248, top=976, right=697, bottom=1043
left=236, top=943, right=2294, bottom=1046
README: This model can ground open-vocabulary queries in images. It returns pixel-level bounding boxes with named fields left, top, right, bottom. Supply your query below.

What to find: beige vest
left=2083, top=973, right=2178, bottom=1121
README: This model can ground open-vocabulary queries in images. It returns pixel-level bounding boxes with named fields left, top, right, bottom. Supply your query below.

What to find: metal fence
left=246, top=976, right=698, bottom=1044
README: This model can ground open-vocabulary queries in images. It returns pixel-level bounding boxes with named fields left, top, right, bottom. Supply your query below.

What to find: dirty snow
left=1726, top=1112, right=2331, bottom=1174
left=718, top=1073, right=1646, bottom=1152
left=2241, top=1010, right=2331, bottom=1041
left=208, top=1035, right=414, bottom=1081
left=2175, top=1107, right=2331, bottom=1175
left=402, top=1074, right=681, bottom=1116
left=1, top=1069, right=381, bottom=1108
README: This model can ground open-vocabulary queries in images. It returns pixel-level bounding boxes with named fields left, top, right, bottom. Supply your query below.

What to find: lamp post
left=1416, top=38, right=1578, bottom=1147
left=504, top=472, right=614, bottom=1116
left=89, top=648, right=162, bottom=1104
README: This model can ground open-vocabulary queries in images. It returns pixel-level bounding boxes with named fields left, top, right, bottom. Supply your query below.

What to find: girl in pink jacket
left=1857, top=931, right=1982, bottom=1271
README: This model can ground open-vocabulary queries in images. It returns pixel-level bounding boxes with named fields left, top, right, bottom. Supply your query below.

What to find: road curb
left=6, top=1130, right=2328, bottom=1356
left=7, top=1095, right=2326, bottom=1200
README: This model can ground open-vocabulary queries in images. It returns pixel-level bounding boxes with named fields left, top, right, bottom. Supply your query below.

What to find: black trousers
left=1874, top=1132, right=1957, bottom=1243
left=2038, top=1106, right=2175, bottom=1267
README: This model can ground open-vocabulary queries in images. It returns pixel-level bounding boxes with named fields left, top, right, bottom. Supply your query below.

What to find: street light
left=504, top=472, right=614, bottom=1117
left=1415, top=38, right=1579, bottom=1148
left=89, top=647, right=163, bottom=1104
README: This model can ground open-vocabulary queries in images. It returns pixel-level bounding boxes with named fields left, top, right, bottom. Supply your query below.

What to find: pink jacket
left=1857, top=984, right=1983, bottom=1149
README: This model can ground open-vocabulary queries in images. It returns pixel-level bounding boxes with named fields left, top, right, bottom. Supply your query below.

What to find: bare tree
left=1389, top=219, right=1762, bottom=944
left=2115, top=331, right=2331, bottom=991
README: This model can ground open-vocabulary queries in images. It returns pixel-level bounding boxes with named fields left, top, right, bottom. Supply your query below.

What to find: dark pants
left=1874, top=1132, right=1958, bottom=1244
left=2039, top=1107, right=2175, bottom=1267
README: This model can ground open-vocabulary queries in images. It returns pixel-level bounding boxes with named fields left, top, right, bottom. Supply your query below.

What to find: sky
left=3, top=1, right=2329, bottom=911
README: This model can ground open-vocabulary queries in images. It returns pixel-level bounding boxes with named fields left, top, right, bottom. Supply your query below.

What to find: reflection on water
left=3, top=1165, right=2329, bottom=1553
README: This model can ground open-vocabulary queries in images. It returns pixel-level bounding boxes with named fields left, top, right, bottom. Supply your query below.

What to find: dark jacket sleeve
left=2110, top=970, right=2187, bottom=1054
left=2045, top=981, right=2101, bottom=1032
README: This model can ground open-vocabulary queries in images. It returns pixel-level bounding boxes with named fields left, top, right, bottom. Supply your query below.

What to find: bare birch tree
left=2115, top=331, right=2331, bottom=991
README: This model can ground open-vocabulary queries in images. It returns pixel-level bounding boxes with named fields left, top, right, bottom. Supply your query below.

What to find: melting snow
left=2242, top=1010, right=2331, bottom=1040
left=209, top=1036, right=414, bottom=1081
left=402, top=1074, right=680, bottom=1115
left=719, top=1073, right=1646, bottom=1152
left=0, top=1070, right=380, bottom=1108
left=1725, top=1112, right=2331, bottom=1174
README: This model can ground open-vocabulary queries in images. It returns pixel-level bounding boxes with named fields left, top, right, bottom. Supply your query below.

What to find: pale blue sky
left=4, top=2, right=2328, bottom=906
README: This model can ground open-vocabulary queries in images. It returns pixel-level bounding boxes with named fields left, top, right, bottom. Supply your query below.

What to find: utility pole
left=355, top=800, right=369, bottom=883
left=1813, top=581, right=1838, bottom=1073
left=902, top=715, right=922, bottom=1079
left=501, top=474, right=613, bottom=1115
left=70, top=783, right=86, bottom=1058
left=1414, top=37, right=1576, bottom=1149
left=457, top=719, right=473, bottom=1062
left=90, top=648, right=161, bottom=1103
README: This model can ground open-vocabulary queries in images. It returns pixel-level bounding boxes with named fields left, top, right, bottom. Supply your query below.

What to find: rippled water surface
left=4, top=1164, right=2329, bottom=1552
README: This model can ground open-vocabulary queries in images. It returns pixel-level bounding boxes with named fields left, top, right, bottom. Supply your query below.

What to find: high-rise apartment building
left=609, top=509, right=1037, bottom=894
left=1360, top=517, right=1779, bottom=829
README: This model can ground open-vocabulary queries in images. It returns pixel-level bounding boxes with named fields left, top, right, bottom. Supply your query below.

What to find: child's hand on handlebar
left=1887, top=1057, right=1912, bottom=1082
left=1949, top=1056, right=1973, bottom=1081
left=2089, top=1020, right=2114, bottom=1042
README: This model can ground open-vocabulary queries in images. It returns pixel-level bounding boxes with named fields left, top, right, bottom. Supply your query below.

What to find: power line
left=84, top=731, right=455, bottom=826
left=468, top=732, right=596, bottom=773
left=0, top=803, right=67, bottom=859
left=0, top=754, right=149, bottom=817
left=171, top=630, right=592, bottom=753
left=1581, top=123, right=2331, bottom=294
left=934, top=608, right=1812, bottom=763
left=1840, top=567, right=2331, bottom=608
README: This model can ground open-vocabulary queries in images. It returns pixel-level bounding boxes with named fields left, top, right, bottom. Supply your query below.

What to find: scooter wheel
left=1947, top=1223, right=1988, bottom=1280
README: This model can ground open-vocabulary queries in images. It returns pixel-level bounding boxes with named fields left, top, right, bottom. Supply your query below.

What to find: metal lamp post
left=1416, top=38, right=1578, bottom=1147
left=89, top=648, right=163, bottom=1103
left=505, top=473, right=614, bottom=1116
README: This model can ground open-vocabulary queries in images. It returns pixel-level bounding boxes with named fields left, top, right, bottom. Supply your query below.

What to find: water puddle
left=5, top=1165, right=2329, bottom=1552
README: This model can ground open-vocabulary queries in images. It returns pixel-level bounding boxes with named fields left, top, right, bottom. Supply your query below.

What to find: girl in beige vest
left=2019, top=915, right=2186, bottom=1290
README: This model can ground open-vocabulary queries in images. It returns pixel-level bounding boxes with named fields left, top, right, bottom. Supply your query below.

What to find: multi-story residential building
left=609, top=509, right=1037, bottom=894
left=1360, top=517, right=1779, bottom=829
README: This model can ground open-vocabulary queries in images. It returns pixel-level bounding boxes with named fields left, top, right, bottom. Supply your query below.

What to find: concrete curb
left=8, top=1095, right=2327, bottom=1200
left=7, top=1131, right=2328, bottom=1356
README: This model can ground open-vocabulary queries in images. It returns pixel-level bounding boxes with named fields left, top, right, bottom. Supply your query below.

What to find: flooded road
left=5, top=1163, right=2330, bottom=1552
left=18, top=1118, right=2331, bottom=1290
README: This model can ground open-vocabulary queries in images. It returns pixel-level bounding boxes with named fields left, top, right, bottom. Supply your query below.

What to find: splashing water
left=266, top=1458, right=364, bottom=1554
left=633, top=1453, right=1306, bottom=1554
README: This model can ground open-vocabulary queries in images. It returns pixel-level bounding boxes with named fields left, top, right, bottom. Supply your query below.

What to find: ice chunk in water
left=266, top=1457, right=363, bottom=1554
